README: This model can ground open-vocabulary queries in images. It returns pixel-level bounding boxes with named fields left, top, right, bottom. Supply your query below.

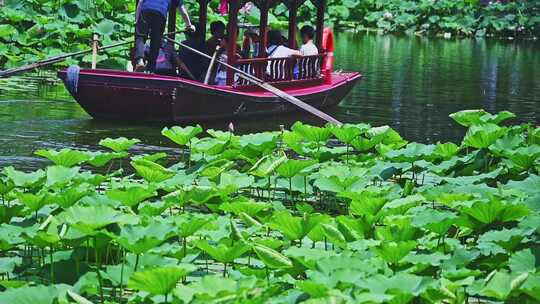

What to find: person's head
left=300, top=25, right=315, bottom=44
left=210, top=21, right=226, bottom=38
left=267, top=30, right=283, bottom=47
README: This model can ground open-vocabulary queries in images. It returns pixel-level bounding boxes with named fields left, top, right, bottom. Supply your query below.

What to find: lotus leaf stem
left=95, top=236, right=104, bottom=303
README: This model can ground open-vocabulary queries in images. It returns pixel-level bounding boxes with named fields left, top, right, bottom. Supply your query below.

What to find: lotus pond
left=0, top=109, right=539, bottom=303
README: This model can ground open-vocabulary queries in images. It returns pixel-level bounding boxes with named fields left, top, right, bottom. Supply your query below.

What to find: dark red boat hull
left=58, top=69, right=362, bottom=122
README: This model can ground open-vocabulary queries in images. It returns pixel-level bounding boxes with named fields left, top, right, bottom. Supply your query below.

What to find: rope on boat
left=66, top=65, right=81, bottom=95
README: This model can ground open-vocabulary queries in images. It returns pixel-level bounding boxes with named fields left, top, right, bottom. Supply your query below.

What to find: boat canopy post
left=257, top=0, right=270, bottom=58
left=287, top=0, right=299, bottom=49
left=198, top=0, right=209, bottom=40
left=315, top=0, right=325, bottom=51
left=168, top=2, right=177, bottom=39
left=227, top=0, right=240, bottom=85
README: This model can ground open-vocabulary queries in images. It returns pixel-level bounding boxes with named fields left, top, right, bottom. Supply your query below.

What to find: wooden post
left=226, top=0, right=239, bottom=86
left=168, top=2, right=177, bottom=40
left=315, top=0, right=325, bottom=51
left=199, top=0, right=208, bottom=41
left=288, top=0, right=298, bottom=50
left=258, top=0, right=269, bottom=58
left=91, top=34, right=99, bottom=69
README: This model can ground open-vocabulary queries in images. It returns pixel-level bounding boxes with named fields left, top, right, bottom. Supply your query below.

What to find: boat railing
left=233, top=53, right=326, bottom=88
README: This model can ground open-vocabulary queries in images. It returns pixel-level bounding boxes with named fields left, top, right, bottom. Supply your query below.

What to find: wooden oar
left=165, top=37, right=342, bottom=125
left=0, top=30, right=186, bottom=78
left=0, top=40, right=132, bottom=78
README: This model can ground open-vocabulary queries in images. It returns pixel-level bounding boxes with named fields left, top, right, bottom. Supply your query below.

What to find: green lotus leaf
left=335, top=215, right=365, bottom=241
left=253, top=244, right=293, bottom=269
left=49, top=185, right=92, bottom=208
left=34, top=149, right=90, bottom=167
left=106, top=185, right=156, bottom=208
left=292, top=122, right=333, bottom=144
left=282, top=130, right=307, bottom=154
left=357, top=273, right=433, bottom=298
left=489, top=134, right=525, bottom=157
left=131, top=159, right=174, bottom=183
left=433, top=142, right=460, bottom=160
left=128, top=265, right=196, bottom=295
left=17, top=191, right=49, bottom=212
left=411, top=208, right=458, bottom=235
left=348, top=189, right=389, bottom=218
left=0, top=284, right=71, bottom=304
left=172, top=275, right=247, bottom=303
left=480, top=271, right=528, bottom=301
left=249, top=153, right=288, bottom=178
left=138, top=200, right=169, bottom=216
left=219, top=170, right=255, bottom=190
left=45, top=166, right=80, bottom=187
left=162, top=125, right=203, bottom=146
left=327, top=123, right=370, bottom=144
left=450, top=109, right=516, bottom=127
left=3, top=166, right=45, bottom=188
left=321, top=223, right=347, bottom=247
left=403, top=252, right=450, bottom=266
left=509, top=249, right=536, bottom=274
left=0, top=256, right=22, bottom=274
left=276, top=158, right=318, bottom=178
left=219, top=197, right=270, bottom=217
left=366, top=125, right=407, bottom=148
left=296, top=280, right=329, bottom=298
left=58, top=205, right=129, bottom=235
left=283, top=247, right=335, bottom=270
left=174, top=213, right=213, bottom=238
left=269, top=211, right=325, bottom=242
left=200, top=159, right=234, bottom=179
left=238, top=132, right=278, bottom=154
left=504, top=145, right=540, bottom=172
left=115, top=221, right=174, bottom=254
left=87, top=151, right=128, bottom=167
left=186, top=185, right=227, bottom=204
left=94, top=19, right=115, bottom=36
left=0, top=178, right=15, bottom=196
left=462, top=198, right=529, bottom=226
left=463, top=124, right=508, bottom=149
left=99, top=137, right=140, bottom=152
left=373, top=241, right=417, bottom=264
left=520, top=274, right=540, bottom=301
left=192, top=137, right=229, bottom=155
left=0, top=205, right=24, bottom=225
left=385, top=143, right=436, bottom=163
left=194, top=239, right=250, bottom=263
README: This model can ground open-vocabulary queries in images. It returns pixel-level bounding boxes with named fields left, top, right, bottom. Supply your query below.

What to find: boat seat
left=233, top=54, right=325, bottom=88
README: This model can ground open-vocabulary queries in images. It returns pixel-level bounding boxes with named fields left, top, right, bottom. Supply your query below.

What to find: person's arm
left=178, top=3, right=195, bottom=32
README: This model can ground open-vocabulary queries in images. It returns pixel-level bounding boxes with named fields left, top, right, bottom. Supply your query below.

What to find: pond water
left=1, top=32, right=539, bottom=169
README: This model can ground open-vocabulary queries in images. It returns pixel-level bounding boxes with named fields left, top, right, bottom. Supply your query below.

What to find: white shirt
left=267, top=45, right=301, bottom=58
left=300, top=40, right=319, bottom=56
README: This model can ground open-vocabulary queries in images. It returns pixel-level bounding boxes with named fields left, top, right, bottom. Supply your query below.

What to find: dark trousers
left=135, top=9, right=166, bottom=72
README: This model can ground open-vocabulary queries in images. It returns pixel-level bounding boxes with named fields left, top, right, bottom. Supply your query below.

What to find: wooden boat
left=58, top=0, right=362, bottom=123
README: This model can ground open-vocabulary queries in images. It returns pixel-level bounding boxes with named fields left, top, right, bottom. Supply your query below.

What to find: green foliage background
left=1, top=0, right=539, bottom=69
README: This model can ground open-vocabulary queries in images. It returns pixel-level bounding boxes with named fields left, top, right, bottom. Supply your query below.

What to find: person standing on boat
left=134, top=0, right=195, bottom=73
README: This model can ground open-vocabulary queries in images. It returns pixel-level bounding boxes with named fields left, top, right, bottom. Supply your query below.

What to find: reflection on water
left=1, top=33, right=539, bottom=170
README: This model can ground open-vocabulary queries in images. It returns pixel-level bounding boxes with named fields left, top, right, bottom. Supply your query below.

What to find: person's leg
left=135, top=10, right=150, bottom=67
left=146, top=12, right=166, bottom=73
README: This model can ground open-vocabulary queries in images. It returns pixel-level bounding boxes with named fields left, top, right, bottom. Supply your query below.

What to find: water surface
left=1, top=33, right=539, bottom=170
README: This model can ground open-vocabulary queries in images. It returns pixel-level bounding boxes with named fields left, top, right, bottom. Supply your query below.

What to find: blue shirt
left=140, top=0, right=183, bottom=18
